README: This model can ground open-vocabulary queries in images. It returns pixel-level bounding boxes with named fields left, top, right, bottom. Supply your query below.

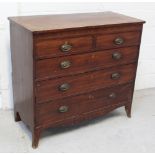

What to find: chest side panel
left=10, top=22, right=34, bottom=130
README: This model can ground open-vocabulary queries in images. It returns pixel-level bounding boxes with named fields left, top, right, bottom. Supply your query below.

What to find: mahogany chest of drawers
left=9, top=12, right=145, bottom=148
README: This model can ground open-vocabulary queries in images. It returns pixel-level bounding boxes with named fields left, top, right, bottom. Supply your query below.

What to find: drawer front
left=96, top=31, right=141, bottom=50
left=35, top=63, right=137, bottom=103
left=35, top=46, right=139, bottom=80
left=35, top=36, right=93, bottom=58
left=36, top=83, right=133, bottom=125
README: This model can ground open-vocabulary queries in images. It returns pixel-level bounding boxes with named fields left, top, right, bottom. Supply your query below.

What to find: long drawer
left=36, top=83, right=133, bottom=125
left=35, top=63, right=137, bottom=103
left=35, top=46, right=139, bottom=80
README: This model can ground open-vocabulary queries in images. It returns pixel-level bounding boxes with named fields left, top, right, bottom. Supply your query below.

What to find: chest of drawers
left=9, top=12, right=145, bottom=148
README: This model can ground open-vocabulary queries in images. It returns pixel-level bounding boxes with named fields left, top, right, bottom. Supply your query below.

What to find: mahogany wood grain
left=35, top=63, right=137, bottom=103
left=35, top=30, right=141, bottom=59
left=35, top=36, right=93, bottom=58
left=96, top=31, right=141, bottom=50
left=35, top=46, right=139, bottom=80
left=10, top=22, right=35, bottom=131
left=36, top=83, right=133, bottom=125
left=8, top=12, right=144, bottom=33
left=34, top=24, right=143, bottom=42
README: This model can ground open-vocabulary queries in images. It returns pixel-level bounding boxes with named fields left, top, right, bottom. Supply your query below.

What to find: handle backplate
left=112, top=52, right=122, bottom=60
left=61, top=42, right=72, bottom=52
left=59, top=83, right=70, bottom=91
left=58, top=106, right=68, bottom=113
left=60, top=60, right=71, bottom=69
left=114, top=37, right=124, bottom=45
left=111, top=72, right=121, bottom=80
left=109, top=92, right=117, bottom=99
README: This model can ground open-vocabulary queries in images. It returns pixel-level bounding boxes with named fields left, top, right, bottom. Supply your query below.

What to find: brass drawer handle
left=109, top=92, right=116, bottom=99
left=112, top=52, right=122, bottom=60
left=61, top=42, right=72, bottom=52
left=60, top=60, right=71, bottom=69
left=111, top=72, right=121, bottom=80
left=59, top=83, right=70, bottom=91
left=58, top=106, right=68, bottom=113
left=114, top=37, right=124, bottom=45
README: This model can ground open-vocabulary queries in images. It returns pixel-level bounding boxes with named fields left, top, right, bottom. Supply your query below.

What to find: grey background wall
left=0, top=2, right=155, bottom=109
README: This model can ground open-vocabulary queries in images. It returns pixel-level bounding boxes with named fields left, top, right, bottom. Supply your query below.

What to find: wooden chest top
left=8, top=11, right=145, bottom=33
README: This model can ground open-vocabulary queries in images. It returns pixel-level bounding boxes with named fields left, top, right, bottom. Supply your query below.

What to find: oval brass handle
left=59, top=83, right=70, bottom=91
left=60, top=42, right=72, bottom=52
left=114, top=37, right=124, bottom=45
left=58, top=106, right=68, bottom=113
left=60, top=60, right=71, bottom=69
left=111, top=72, right=121, bottom=80
left=112, top=52, right=122, bottom=60
left=109, top=92, right=116, bottom=99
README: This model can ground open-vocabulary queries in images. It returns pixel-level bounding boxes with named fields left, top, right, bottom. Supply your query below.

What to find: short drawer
left=35, top=36, right=93, bottom=58
left=36, top=83, right=133, bottom=125
left=35, top=63, right=137, bottom=103
left=35, top=46, right=139, bottom=80
left=96, top=31, right=141, bottom=50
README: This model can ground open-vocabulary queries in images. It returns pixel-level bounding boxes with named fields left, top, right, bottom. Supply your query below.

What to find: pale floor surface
left=0, top=88, right=155, bottom=153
